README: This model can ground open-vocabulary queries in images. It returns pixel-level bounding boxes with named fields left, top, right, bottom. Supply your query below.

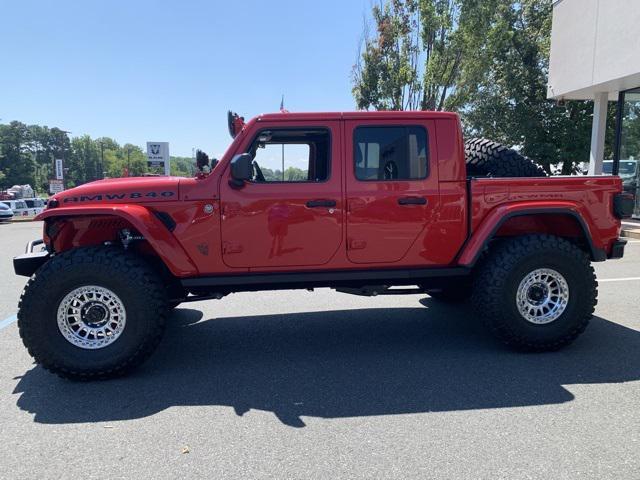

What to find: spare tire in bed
left=464, top=138, right=547, bottom=178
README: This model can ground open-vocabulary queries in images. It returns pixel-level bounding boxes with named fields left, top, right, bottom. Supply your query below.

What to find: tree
left=68, top=135, right=101, bottom=186
left=459, top=0, right=599, bottom=173
left=1, top=120, right=199, bottom=189
left=122, top=144, right=147, bottom=176
left=170, top=156, right=196, bottom=177
left=0, top=121, right=35, bottom=188
left=352, top=0, right=498, bottom=111
left=353, top=0, right=609, bottom=173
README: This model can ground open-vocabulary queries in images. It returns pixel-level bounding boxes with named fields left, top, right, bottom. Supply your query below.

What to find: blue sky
left=0, top=0, right=370, bottom=157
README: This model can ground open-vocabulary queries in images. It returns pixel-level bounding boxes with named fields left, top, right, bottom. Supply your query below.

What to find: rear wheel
left=18, top=246, right=168, bottom=380
left=472, top=235, right=597, bottom=351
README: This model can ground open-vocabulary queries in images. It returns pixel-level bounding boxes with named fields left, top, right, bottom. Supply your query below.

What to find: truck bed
left=466, top=175, right=623, bottom=261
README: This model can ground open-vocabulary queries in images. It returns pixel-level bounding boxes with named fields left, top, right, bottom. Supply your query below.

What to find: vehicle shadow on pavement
left=13, top=299, right=640, bottom=427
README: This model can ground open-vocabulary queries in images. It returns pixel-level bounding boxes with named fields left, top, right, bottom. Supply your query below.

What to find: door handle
left=306, top=199, right=337, bottom=208
left=398, top=196, right=427, bottom=206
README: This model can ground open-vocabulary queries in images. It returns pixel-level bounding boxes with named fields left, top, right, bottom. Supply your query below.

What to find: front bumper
left=13, top=239, right=50, bottom=277
left=608, top=239, right=627, bottom=260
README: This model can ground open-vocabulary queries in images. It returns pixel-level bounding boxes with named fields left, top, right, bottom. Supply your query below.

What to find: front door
left=344, top=120, right=439, bottom=264
left=220, top=122, right=343, bottom=268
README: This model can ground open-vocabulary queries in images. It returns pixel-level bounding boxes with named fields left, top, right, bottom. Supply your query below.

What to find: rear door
left=344, top=120, right=439, bottom=264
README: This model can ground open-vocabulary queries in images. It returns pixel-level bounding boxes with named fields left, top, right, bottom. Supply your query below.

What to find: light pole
left=58, top=130, right=71, bottom=190
left=99, top=141, right=104, bottom=180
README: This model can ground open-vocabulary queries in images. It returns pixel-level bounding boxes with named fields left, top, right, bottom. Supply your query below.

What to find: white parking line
left=600, top=277, right=640, bottom=283
left=0, top=314, right=17, bottom=331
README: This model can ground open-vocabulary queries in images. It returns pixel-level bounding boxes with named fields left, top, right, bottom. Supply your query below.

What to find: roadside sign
left=55, top=159, right=64, bottom=180
left=146, top=142, right=170, bottom=176
left=49, top=179, right=64, bottom=194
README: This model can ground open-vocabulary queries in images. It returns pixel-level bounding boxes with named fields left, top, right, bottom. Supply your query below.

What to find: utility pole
left=127, top=147, right=131, bottom=177
left=282, top=143, right=285, bottom=181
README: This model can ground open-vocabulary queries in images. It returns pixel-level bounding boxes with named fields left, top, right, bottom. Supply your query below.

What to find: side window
left=354, top=126, right=428, bottom=181
left=249, top=128, right=330, bottom=182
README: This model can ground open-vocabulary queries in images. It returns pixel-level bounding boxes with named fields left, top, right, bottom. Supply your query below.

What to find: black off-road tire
left=465, top=138, right=547, bottom=178
left=472, top=235, right=597, bottom=351
left=18, top=246, right=168, bottom=380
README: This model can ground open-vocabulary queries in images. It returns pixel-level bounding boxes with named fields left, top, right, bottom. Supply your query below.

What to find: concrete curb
left=622, top=228, right=640, bottom=240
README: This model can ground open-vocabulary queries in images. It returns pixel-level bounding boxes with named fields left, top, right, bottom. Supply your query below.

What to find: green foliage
left=353, top=0, right=612, bottom=173
left=352, top=0, right=498, bottom=111
left=0, top=122, right=198, bottom=193
left=0, top=121, right=36, bottom=189
left=170, top=156, right=196, bottom=177
left=260, top=166, right=308, bottom=182
left=620, top=99, right=640, bottom=160
left=459, top=0, right=600, bottom=173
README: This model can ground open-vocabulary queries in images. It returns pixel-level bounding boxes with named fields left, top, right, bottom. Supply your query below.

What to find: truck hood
left=53, top=176, right=181, bottom=206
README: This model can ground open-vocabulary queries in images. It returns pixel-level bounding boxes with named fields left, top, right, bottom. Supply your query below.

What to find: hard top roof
left=254, top=111, right=459, bottom=122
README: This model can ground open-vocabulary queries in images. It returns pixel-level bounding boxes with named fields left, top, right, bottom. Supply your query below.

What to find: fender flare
left=37, top=204, right=198, bottom=276
left=457, top=203, right=604, bottom=267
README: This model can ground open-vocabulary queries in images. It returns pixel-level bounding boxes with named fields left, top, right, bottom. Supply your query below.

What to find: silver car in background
left=0, top=202, right=14, bottom=222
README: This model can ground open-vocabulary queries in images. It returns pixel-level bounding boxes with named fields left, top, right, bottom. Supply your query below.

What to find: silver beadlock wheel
left=516, top=268, right=569, bottom=325
left=57, top=285, right=127, bottom=349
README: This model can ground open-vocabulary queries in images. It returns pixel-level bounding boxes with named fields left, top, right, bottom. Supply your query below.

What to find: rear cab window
left=354, top=126, right=428, bottom=181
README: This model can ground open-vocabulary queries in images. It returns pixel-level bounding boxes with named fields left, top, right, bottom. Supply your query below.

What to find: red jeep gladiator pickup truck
left=13, top=111, right=634, bottom=380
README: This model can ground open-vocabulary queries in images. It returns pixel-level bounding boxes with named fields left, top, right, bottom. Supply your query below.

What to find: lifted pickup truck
left=14, top=111, right=634, bottom=380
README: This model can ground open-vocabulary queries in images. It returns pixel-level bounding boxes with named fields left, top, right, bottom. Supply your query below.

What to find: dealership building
left=548, top=0, right=640, bottom=215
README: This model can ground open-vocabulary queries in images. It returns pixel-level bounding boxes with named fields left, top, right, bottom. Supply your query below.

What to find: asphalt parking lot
left=1, top=221, right=639, bottom=479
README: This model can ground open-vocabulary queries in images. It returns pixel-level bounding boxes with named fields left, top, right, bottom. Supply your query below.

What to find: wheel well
left=45, top=214, right=184, bottom=296
left=47, top=215, right=134, bottom=250
left=492, top=213, right=595, bottom=258
left=45, top=214, right=169, bottom=267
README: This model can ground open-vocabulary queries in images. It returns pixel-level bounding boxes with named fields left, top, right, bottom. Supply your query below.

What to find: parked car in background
left=1, top=200, right=30, bottom=217
left=23, top=198, right=46, bottom=215
left=604, top=160, right=640, bottom=217
left=603, top=160, right=639, bottom=195
left=0, top=202, right=14, bottom=222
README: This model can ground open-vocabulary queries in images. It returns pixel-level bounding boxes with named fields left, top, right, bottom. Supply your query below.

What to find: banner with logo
left=55, top=159, right=64, bottom=180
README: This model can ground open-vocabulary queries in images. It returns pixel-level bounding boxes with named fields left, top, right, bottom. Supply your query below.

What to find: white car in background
left=23, top=197, right=46, bottom=215
left=1, top=200, right=30, bottom=217
left=0, top=202, right=14, bottom=222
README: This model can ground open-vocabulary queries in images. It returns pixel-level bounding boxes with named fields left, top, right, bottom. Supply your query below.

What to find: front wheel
left=18, top=247, right=168, bottom=380
left=472, top=235, right=597, bottom=351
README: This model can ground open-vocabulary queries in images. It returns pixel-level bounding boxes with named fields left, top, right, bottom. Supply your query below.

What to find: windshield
left=603, top=160, right=637, bottom=176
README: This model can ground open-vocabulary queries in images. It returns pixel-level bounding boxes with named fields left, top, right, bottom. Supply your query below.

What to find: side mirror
left=229, top=153, right=252, bottom=187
